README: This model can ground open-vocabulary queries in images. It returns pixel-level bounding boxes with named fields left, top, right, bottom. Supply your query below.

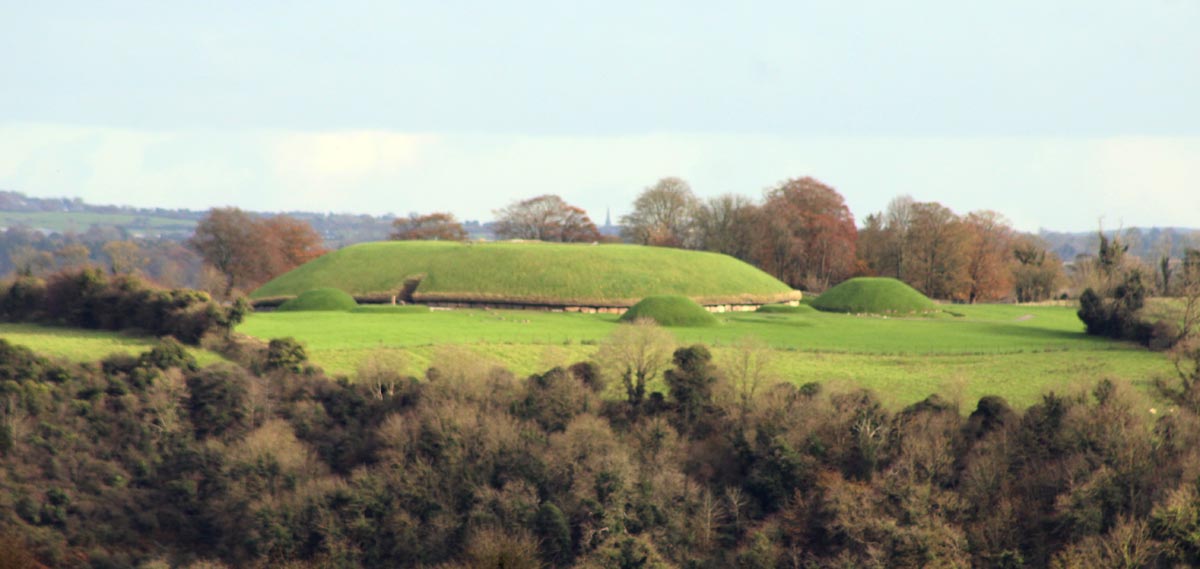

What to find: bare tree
left=595, top=318, right=675, bottom=407
left=721, top=336, right=776, bottom=419
left=390, top=212, right=468, bottom=241
left=493, top=195, right=601, bottom=243
left=103, top=240, right=148, bottom=275
left=620, top=177, right=700, bottom=247
left=694, top=193, right=758, bottom=260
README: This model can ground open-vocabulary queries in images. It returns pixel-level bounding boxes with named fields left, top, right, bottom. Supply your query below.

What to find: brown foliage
left=188, top=208, right=326, bottom=296
left=751, top=177, right=857, bottom=290
left=962, top=210, right=1016, bottom=303
left=390, top=212, right=469, bottom=241
left=493, top=195, right=601, bottom=243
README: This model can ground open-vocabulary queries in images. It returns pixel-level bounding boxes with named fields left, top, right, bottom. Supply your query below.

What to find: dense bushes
left=8, top=334, right=1200, bottom=567
left=0, top=268, right=249, bottom=344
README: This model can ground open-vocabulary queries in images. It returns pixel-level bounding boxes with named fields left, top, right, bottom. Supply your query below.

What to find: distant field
left=0, top=323, right=224, bottom=366
left=251, top=240, right=799, bottom=306
left=0, top=211, right=195, bottom=234
left=238, top=303, right=1175, bottom=409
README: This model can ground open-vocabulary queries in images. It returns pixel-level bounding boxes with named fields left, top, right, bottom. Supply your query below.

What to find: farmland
left=0, top=323, right=224, bottom=366
left=236, top=302, right=1174, bottom=408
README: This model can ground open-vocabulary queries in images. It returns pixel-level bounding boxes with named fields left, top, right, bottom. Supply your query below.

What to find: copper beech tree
left=390, top=212, right=468, bottom=241
left=751, top=177, right=858, bottom=290
left=188, top=207, right=326, bottom=297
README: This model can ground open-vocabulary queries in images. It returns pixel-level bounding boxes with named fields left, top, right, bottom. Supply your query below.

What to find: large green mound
left=619, top=295, right=719, bottom=327
left=811, top=277, right=937, bottom=314
left=252, top=241, right=799, bottom=307
left=277, top=288, right=359, bottom=312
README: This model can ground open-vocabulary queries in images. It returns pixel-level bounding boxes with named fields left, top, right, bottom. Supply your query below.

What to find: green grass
left=0, top=211, right=196, bottom=234
left=350, top=305, right=431, bottom=314
left=277, top=288, right=359, bottom=312
left=757, top=303, right=814, bottom=314
left=251, top=241, right=799, bottom=306
left=620, top=295, right=718, bottom=327
left=0, top=323, right=224, bottom=366
left=812, top=277, right=938, bottom=314
left=237, top=303, right=1175, bottom=409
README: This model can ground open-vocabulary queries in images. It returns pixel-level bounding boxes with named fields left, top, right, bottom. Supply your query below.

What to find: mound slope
left=620, top=296, right=719, bottom=327
left=252, top=241, right=799, bottom=308
left=277, top=288, right=358, bottom=312
left=811, top=278, right=936, bottom=314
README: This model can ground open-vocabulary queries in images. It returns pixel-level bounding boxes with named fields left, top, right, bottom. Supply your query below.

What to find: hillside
left=251, top=240, right=800, bottom=307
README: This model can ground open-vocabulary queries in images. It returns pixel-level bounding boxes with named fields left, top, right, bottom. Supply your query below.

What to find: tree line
left=391, top=177, right=1072, bottom=301
left=5, top=315, right=1200, bottom=567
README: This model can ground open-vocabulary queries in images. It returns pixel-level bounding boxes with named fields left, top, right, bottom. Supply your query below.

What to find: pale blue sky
left=2, top=1, right=1198, bottom=231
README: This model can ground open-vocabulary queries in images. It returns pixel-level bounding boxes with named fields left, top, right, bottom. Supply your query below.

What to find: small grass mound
left=277, top=288, right=359, bottom=312
left=757, top=303, right=814, bottom=314
left=620, top=296, right=719, bottom=327
left=811, top=278, right=936, bottom=315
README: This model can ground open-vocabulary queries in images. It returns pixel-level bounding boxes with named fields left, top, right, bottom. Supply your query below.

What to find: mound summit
left=811, top=277, right=937, bottom=314
left=252, top=241, right=800, bottom=310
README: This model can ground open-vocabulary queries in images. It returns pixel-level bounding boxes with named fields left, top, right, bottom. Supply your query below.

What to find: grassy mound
left=757, top=303, right=814, bottom=314
left=620, top=295, right=719, bottom=327
left=277, top=288, right=359, bottom=312
left=252, top=241, right=799, bottom=307
left=811, top=278, right=936, bottom=314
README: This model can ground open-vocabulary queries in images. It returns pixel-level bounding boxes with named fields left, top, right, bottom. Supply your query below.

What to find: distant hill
left=1037, top=227, right=1200, bottom=263
left=0, top=190, right=402, bottom=246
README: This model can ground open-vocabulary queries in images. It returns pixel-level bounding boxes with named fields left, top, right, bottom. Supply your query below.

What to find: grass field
left=251, top=241, right=800, bottom=306
left=0, top=211, right=196, bottom=234
left=237, top=303, right=1176, bottom=409
left=0, top=323, right=224, bottom=366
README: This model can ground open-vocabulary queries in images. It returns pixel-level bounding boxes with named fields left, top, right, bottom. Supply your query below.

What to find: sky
left=2, top=0, right=1198, bottom=232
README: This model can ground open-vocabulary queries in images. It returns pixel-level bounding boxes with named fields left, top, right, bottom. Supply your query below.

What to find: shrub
left=619, top=295, right=718, bottom=327
left=811, top=277, right=937, bottom=314
left=186, top=364, right=251, bottom=440
left=265, top=337, right=308, bottom=373
left=0, top=269, right=245, bottom=345
left=276, top=288, right=358, bottom=312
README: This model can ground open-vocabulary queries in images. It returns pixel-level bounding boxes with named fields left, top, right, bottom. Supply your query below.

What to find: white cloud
left=0, top=124, right=1198, bottom=232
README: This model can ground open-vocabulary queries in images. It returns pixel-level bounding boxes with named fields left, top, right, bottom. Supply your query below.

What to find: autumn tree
left=1012, top=236, right=1064, bottom=302
left=751, top=177, right=857, bottom=290
left=102, top=240, right=148, bottom=275
left=493, top=195, right=601, bottom=242
left=53, top=243, right=91, bottom=270
left=260, top=215, right=326, bottom=275
left=905, top=201, right=970, bottom=299
left=390, top=212, right=468, bottom=241
left=620, top=177, right=700, bottom=247
left=962, top=211, right=1016, bottom=303
left=188, top=208, right=326, bottom=297
left=8, top=245, right=54, bottom=277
